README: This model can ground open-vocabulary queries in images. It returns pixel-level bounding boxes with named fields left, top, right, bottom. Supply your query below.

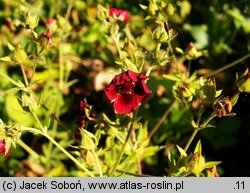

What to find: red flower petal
left=116, top=72, right=130, bottom=84
left=127, top=70, right=139, bottom=82
left=45, top=18, right=55, bottom=25
left=109, top=8, right=119, bottom=17
left=105, top=70, right=151, bottom=114
left=114, top=94, right=138, bottom=114
left=109, top=8, right=130, bottom=23
left=121, top=10, right=130, bottom=23
left=0, top=140, right=5, bottom=154
left=104, top=81, right=118, bottom=101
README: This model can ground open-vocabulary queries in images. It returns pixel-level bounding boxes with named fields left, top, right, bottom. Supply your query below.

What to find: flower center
left=116, top=81, right=135, bottom=95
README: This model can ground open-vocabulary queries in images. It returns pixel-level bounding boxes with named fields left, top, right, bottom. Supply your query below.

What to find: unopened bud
left=237, top=68, right=250, bottom=93
left=153, top=23, right=168, bottom=43
left=213, top=97, right=234, bottom=117
left=197, top=78, right=216, bottom=103
left=149, top=0, right=158, bottom=16
left=166, top=4, right=174, bottom=16
left=25, top=12, right=39, bottom=30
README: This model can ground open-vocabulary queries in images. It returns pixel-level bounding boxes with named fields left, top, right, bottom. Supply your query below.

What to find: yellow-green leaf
left=0, top=56, right=11, bottom=62
left=205, top=161, right=222, bottom=169
left=176, top=145, right=187, bottom=157
left=194, top=140, right=202, bottom=154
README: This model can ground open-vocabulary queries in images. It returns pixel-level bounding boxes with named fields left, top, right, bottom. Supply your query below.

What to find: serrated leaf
left=176, top=145, right=187, bottom=157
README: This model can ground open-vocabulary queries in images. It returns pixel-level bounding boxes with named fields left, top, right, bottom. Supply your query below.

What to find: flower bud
left=174, top=82, right=195, bottom=102
left=97, top=4, right=107, bottom=21
left=109, top=8, right=130, bottom=23
left=213, top=97, right=233, bottom=117
left=166, top=4, right=174, bottom=16
left=186, top=42, right=203, bottom=60
left=25, top=12, right=39, bottom=30
left=45, top=18, right=55, bottom=25
left=197, top=78, right=216, bottom=103
left=152, top=23, right=169, bottom=43
left=39, top=28, right=53, bottom=48
left=149, top=0, right=158, bottom=16
left=236, top=68, right=250, bottom=93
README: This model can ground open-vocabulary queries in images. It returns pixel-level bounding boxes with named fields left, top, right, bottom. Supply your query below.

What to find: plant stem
left=165, top=22, right=177, bottom=63
left=116, top=169, right=152, bottom=177
left=17, top=139, right=40, bottom=159
left=20, top=63, right=29, bottom=87
left=148, top=99, right=176, bottom=141
left=200, top=112, right=216, bottom=130
left=65, top=0, right=74, bottom=22
left=45, top=101, right=61, bottom=168
left=42, top=132, right=95, bottom=177
left=204, top=53, right=250, bottom=79
left=32, top=111, right=45, bottom=132
left=59, top=45, right=64, bottom=91
left=183, top=128, right=199, bottom=152
left=109, top=110, right=138, bottom=176
left=90, top=149, right=103, bottom=177
left=184, top=111, right=216, bottom=153
left=113, top=35, right=123, bottom=60
left=136, top=150, right=142, bottom=175
left=196, top=104, right=204, bottom=127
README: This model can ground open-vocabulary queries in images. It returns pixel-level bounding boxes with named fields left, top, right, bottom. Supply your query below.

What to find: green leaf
left=0, top=56, right=11, bottom=62
left=204, top=161, right=222, bottom=169
left=215, top=89, right=223, bottom=97
left=7, top=42, right=15, bottom=51
left=141, top=146, right=161, bottom=158
left=194, top=140, right=202, bottom=154
left=163, top=74, right=180, bottom=82
left=139, top=4, right=148, bottom=10
left=176, top=145, right=187, bottom=157
left=192, top=155, right=205, bottom=176
left=5, top=95, right=34, bottom=126
left=12, top=44, right=28, bottom=63
left=137, top=122, right=148, bottom=142
left=81, top=129, right=97, bottom=150
left=175, top=47, right=184, bottom=54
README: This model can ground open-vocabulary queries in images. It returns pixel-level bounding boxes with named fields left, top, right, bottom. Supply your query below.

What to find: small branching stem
left=109, top=110, right=138, bottom=176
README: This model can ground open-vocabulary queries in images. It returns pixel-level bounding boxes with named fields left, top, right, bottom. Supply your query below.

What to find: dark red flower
left=5, top=18, right=15, bottom=34
left=109, top=8, right=130, bottom=23
left=39, top=28, right=52, bottom=47
left=75, top=100, right=97, bottom=139
left=0, top=140, right=11, bottom=158
left=104, top=70, right=151, bottom=114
